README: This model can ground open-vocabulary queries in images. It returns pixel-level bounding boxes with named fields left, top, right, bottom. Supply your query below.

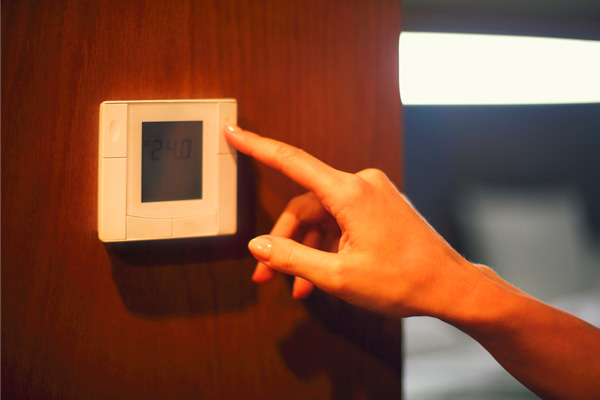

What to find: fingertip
left=224, top=122, right=242, bottom=135
left=248, top=237, right=272, bottom=263
left=292, top=277, right=315, bottom=299
left=223, top=123, right=243, bottom=147
left=252, top=262, right=276, bottom=283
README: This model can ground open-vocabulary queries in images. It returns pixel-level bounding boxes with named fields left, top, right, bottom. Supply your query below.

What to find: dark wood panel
left=2, top=0, right=403, bottom=398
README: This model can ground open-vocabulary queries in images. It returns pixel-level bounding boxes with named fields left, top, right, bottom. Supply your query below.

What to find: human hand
left=225, top=125, right=480, bottom=318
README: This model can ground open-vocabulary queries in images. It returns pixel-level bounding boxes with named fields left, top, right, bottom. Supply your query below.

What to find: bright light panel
left=399, top=32, right=600, bottom=105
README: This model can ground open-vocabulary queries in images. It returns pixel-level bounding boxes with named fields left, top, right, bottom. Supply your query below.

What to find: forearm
left=226, top=127, right=600, bottom=399
left=439, top=265, right=600, bottom=400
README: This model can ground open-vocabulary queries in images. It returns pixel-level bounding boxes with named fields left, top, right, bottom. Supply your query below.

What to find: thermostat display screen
left=141, top=121, right=203, bottom=203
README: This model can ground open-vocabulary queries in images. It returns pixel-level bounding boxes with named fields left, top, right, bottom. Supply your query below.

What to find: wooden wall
left=2, top=1, right=403, bottom=398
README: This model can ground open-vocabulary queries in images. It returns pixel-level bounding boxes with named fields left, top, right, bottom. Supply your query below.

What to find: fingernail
left=248, top=237, right=272, bottom=262
left=224, top=122, right=242, bottom=135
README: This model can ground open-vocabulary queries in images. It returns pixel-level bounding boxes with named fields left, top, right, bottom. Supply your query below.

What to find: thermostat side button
left=100, top=102, right=127, bottom=158
left=218, top=101, right=238, bottom=154
left=98, top=158, right=127, bottom=242
left=108, top=120, right=121, bottom=143
left=218, top=153, right=237, bottom=235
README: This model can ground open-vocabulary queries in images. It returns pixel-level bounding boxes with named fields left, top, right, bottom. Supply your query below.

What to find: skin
left=224, top=124, right=600, bottom=400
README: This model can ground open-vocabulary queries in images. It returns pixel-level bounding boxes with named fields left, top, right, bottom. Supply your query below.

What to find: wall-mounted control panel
left=98, top=99, right=237, bottom=242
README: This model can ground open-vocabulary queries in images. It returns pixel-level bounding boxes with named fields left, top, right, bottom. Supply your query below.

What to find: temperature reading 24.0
left=141, top=120, right=204, bottom=203
left=146, top=139, right=192, bottom=160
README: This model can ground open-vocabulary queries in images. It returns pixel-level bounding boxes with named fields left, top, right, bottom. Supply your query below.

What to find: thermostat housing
left=98, top=99, right=237, bottom=242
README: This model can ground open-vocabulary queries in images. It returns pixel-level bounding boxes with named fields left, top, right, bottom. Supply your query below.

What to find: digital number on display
left=145, top=139, right=193, bottom=160
left=141, top=121, right=204, bottom=203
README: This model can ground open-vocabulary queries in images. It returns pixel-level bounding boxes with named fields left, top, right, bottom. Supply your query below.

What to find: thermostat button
left=101, top=103, right=127, bottom=158
left=127, top=216, right=172, bottom=240
left=109, top=120, right=121, bottom=143
left=173, top=211, right=218, bottom=237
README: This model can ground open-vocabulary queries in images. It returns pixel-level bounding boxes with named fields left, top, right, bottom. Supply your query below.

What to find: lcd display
left=141, top=121, right=203, bottom=202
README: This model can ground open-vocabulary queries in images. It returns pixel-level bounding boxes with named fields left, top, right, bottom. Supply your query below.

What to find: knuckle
left=285, top=192, right=324, bottom=223
left=356, top=168, right=399, bottom=194
left=287, top=192, right=311, bottom=209
left=274, top=143, right=304, bottom=169
left=358, top=168, right=391, bottom=187
left=273, top=243, right=302, bottom=276
left=358, top=168, right=387, bottom=181
left=342, top=174, right=373, bottom=202
left=326, top=258, right=348, bottom=293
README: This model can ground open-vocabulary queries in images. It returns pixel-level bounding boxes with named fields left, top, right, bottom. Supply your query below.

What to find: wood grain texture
left=2, top=0, right=403, bottom=398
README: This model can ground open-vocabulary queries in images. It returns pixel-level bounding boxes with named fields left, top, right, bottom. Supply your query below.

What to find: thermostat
left=98, top=99, right=237, bottom=242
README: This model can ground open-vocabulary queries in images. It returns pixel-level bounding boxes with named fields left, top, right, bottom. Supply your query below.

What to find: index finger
left=224, top=125, right=351, bottom=203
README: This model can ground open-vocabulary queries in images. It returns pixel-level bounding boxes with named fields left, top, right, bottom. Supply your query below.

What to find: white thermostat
left=98, top=99, right=237, bottom=242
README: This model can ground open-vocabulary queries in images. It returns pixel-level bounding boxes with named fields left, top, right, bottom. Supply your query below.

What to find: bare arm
left=225, top=125, right=600, bottom=399
left=439, top=264, right=600, bottom=400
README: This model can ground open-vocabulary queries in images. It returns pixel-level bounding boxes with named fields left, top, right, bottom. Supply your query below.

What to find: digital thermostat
left=98, top=99, right=237, bottom=242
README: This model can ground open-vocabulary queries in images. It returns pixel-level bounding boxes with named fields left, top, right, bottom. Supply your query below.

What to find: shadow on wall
left=106, top=151, right=406, bottom=399
left=279, top=288, right=404, bottom=399
left=107, top=154, right=259, bottom=316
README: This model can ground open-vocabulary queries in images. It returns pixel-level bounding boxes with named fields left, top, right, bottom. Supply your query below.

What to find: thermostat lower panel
left=98, top=99, right=237, bottom=242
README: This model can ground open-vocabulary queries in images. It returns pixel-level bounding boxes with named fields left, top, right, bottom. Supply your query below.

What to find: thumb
left=248, top=235, right=339, bottom=288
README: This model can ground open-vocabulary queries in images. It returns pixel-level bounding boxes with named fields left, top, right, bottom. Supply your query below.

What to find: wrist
left=433, top=261, right=526, bottom=337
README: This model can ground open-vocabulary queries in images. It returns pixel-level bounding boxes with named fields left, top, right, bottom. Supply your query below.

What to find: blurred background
left=401, top=1, right=600, bottom=399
